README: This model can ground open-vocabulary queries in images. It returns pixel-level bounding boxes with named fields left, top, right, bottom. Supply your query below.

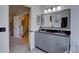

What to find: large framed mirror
left=41, top=9, right=71, bottom=29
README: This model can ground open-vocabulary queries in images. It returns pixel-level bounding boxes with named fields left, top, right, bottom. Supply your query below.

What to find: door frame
left=9, top=5, right=31, bottom=52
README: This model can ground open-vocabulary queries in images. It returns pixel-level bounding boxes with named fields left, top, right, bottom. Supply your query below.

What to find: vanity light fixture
left=44, top=6, right=61, bottom=13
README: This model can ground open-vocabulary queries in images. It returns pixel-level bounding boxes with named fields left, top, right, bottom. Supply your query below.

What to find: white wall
left=41, top=5, right=79, bottom=53
left=27, top=5, right=41, bottom=50
left=0, top=5, right=9, bottom=53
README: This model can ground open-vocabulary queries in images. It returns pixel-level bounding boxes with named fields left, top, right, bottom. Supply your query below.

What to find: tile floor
left=10, top=37, right=45, bottom=53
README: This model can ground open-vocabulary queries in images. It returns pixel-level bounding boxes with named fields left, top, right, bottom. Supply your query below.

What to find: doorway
left=9, top=5, right=30, bottom=53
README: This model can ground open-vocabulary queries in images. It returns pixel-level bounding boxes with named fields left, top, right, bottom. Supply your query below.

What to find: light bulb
left=52, top=7, right=56, bottom=12
left=44, top=10, right=48, bottom=13
left=48, top=8, right=51, bottom=12
left=57, top=6, right=61, bottom=10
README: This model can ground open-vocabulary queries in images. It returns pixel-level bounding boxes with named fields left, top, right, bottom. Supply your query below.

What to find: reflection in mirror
left=52, top=13, right=61, bottom=28
left=41, top=14, right=51, bottom=27
left=51, top=9, right=70, bottom=29
left=41, top=9, right=70, bottom=29
left=61, top=17, right=68, bottom=28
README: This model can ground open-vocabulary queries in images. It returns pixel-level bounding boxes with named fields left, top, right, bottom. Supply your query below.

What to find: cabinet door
left=48, top=35, right=59, bottom=53
left=35, top=32, right=42, bottom=47
left=40, top=36, right=49, bottom=52
left=35, top=32, right=49, bottom=51
left=40, top=33, right=51, bottom=52
left=55, top=36, right=70, bottom=53
left=35, top=32, right=50, bottom=52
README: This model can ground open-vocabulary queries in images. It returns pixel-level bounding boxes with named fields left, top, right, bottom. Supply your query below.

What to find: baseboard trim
left=35, top=46, right=48, bottom=53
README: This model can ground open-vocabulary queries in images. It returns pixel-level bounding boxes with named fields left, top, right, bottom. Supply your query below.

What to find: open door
left=9, top=5, right=31, bottom=53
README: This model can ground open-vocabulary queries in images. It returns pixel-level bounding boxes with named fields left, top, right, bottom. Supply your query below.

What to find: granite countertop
left=35, top=31, right=70, bottom=37
left=41, top=27, right=70, bottom=31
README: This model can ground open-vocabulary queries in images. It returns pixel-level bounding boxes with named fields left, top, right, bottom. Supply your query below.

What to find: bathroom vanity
left=35, top=29, right=70, bottom=53
left=35, top=9, right=71, bottom=53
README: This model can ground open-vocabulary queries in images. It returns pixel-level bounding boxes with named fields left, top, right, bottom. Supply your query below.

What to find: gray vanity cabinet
left=35, top=32, right=70, bottom=53
left=35, top=32, right=50, bottom=52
